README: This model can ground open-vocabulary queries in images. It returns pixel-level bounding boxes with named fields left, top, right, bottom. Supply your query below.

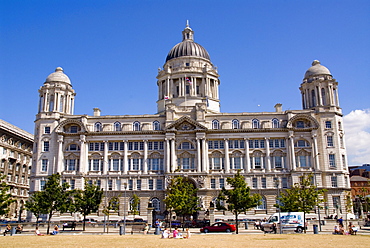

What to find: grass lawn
left=2, top=234, right=370, bottom=248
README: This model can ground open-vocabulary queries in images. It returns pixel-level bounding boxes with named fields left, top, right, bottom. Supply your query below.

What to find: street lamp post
left=103, top=175, right=108, bottom=233
left=313, top=153, right=322, bottom=231
left=274, top=178, right=282, bottom=234
left=123, top=183, right=127, bottom=235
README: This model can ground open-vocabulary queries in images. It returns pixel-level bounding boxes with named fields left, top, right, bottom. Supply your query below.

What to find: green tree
left=25, top=191, right=48, bottom=225
left=275, top=173, right=326, bottom=233
left=0, top=172, right=15, bottom=216
left=103, top=196, right=120, bottom=233
left=217, top=170, right=261, bottom=234
left=130, top=194, right=140, bottom=217
left=164, top=176, right=200, bottom=226
left=41, top=173, right=72, bottom=234
left=74, top=180, right=103, bottom=231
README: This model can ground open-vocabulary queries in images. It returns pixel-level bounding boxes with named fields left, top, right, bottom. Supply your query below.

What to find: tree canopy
left=164, top=176, right=200, bottom=219
left=217, top=170, right=261, bottom=234
left=74, top=180, right=103, bottom=230
left=275, top=173, right=327, bottom=233
left=0, top=172, right=15, bottom=216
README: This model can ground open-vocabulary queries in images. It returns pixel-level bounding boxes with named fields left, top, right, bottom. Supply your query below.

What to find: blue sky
left=1, top=0, right=369, bottom=165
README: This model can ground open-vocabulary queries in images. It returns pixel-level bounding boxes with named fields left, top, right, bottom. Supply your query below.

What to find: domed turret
left=46, top=67, right=71, bottom=85
left=304, top=60, right=331, bottom=79
left=165, top=22, right=210, bottom=62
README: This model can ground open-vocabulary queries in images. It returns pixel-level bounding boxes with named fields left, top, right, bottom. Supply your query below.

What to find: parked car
left=83, top=218, right=97, bottom=224
left=200, top=222, right=236, bottom=233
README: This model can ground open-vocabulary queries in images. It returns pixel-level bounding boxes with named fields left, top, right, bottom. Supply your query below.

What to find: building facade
left=0, top=119, right=33, bottom=220
left=30, top=24, right=350, bottom=221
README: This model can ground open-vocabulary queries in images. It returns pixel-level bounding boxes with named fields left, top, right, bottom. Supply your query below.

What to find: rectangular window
left=44, top=126, right=50, bottom=134
left=282, top=177, right=288, bottom=188
left=274, top=156, right=282, bottom=168
left=261, top=178, right=267, bottom=188
left=70, top=179, right=75, bottom=190
left=254, top=140, right=259, bottom=148
left=329, top=154, right=336, bottom=168
left=211, top=179, right=216, bottom=189
left=331, top=176, right=338, bottom=187
left=327, top=136, right=334, bottom=147
left=219, top=178, right=225, bottom=188
left=333, top=196, right=340, bottom=208
left=342, top=155, right=346, bottom=169
left=41, top=159, right=48, bottom=172
left=112, top=159, right=119, bottom=171
left=213, top=157, right=221, bottom=170
left=299, top=156, right=307, bottom=167
left=325, top=121, right=332, bottom=129
left=116, top=179, right=121, bottom=190
left=260, top=140, right=265, bottom=148
left=108, top=179, right=113, bottom=190
left=70, top=126, right=78, bottom=133
left=137, top=179, right=141, bottom=190
left=234, top=157, right=241, bottom=169
left=254, top=157, right=261, bottom=169
left=128, top=179, right=133, bottom=190
left=97, top=180, right=101, bottom=188
left=148, top=179, right=154, bottom=190
left=43, top=141, right=49, bottom=152
left=252, top=178, right=258, bottom=188
left=156, top=179, right=163, bottom=190
left=40, top=180, right=46, bottom=190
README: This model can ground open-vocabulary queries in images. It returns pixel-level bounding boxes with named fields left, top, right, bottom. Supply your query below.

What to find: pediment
left=166, top=116, right=207, bottom=131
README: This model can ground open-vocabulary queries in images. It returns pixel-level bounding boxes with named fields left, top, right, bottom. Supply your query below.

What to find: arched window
left=94, top=122, right=102, bottom=132
left=256, top=196, right=266, bottom=209
left=311, top=90, right=316, bottom=107
left=212, top=120, right=220, bottom=130
left=153, top=121, right=161, bottom=131
left=151, top=198, right=161, bottom=212
left=321, top=88, right=326, bottom=105
left=252, top=119, right=260, bottom=129
left=114, top=122, right=122, bottom=131
left=232, top=119, right=240, bottom=129
left=133, top=121, right=141, bottom=131
left=272, top=118, right=279, bottom=128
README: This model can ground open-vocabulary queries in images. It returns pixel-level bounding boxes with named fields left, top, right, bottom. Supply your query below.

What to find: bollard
left=245, top=222, right=248, bottom=229
left=155, top=227, right=160, bottom=235
left=313, top=224, right=318, bottom=234
left=11, top=226, right=17, bottom=236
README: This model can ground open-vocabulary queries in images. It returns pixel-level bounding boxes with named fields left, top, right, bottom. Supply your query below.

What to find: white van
left=261, top=212, right=306, bottom=233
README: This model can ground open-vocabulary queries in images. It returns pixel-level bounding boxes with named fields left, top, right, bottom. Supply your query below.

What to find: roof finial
left=186, top=20, right=190, bottom=28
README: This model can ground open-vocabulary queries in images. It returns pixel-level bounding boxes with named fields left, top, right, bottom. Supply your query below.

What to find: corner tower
left=300, top=60, right=341, bottom=114
left=156, top=23, right=220, bottom=116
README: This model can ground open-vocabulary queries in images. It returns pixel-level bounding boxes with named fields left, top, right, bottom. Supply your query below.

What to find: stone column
left=201, top=139, right=207, bottom=172
left=312, top=133, right=319, bottom=170
left=197, top=138, right=201, bottom=172
left=289, top=133, right=296, bottom=170
left=171, top=139, right=176, bottom=172
left=79, top=135, right=87, bottom=173
left=244, top=138, right=250, bottom=172
left=103, top=141, right=108, bottom=174
left=224, top=139, right=230, bottom=173
left=56, top=135, right=64, bottom=173
left=165, top=139, right=170, bottom=173
left=123, top=140, right=128, bottom=174
left=265, top=137, right=271, bottom=172
left=143, top=140, right=148, bottom=174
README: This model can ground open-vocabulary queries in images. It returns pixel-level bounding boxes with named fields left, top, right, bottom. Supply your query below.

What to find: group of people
left=161, top=227, right=191, bottom=239
left=333, top=223, right=358, bottom=235
left=3, top=224, right=23, bottom=236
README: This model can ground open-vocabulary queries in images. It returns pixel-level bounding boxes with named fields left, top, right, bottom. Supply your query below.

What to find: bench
left=62, top=222, right=76, bottom=231
left=131, top=224, right=145, bottom=234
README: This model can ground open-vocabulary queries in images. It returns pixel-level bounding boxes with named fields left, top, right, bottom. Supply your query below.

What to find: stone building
left=30, top=24, right=350, bottom=221
left=0, top=119, right=33, bottom=220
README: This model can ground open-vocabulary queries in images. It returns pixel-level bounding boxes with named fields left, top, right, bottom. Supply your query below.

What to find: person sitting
left=3, top=224, right=11, bottom=236
left=51, top=225, right=59, bottom=235
left=338, top=224, right=345, bottom=235
left=161, top=228, right=170, bottom=239
left=333, top=225, right=340, bottom=234
left=35, top=227, right=44, bottom=236
left=172, top=227, right=179, bottom=238
left=185, top=228, right=191, bottom=239
left=15, top=224, right=23, bottom=234
left=351, top=225, right=358, bottom=235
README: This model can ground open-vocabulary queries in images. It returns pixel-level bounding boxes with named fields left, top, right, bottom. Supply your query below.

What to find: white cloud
left=343, top=109, right=370, bottom=166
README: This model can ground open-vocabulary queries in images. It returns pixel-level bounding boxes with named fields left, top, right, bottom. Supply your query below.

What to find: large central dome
left=165, top=24, right=210, bottom=62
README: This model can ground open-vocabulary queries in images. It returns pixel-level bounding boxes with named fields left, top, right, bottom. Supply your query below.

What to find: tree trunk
left=47, top=211, right=53, bottom=234
left=83, top=215, right=86, bottom=231
left=303, top=212, right=306, bottom=234
left=235, top=212, right=239, bottom=234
